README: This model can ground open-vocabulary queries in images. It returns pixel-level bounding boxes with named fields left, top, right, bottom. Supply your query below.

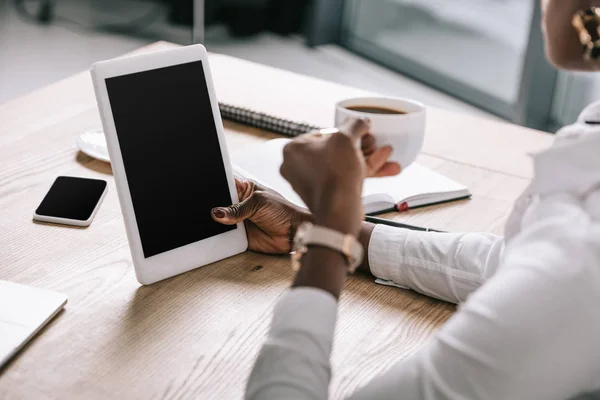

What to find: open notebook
left=233, top=138, right=471, bottom=215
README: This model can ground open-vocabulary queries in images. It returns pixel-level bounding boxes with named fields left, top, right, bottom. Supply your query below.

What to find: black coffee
left=346, top=105, right=406, bottom=115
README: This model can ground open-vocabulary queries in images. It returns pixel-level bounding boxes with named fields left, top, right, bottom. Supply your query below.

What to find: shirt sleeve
left=368, top=225, right=505, bottom=303
left=350, top=193, right=600, bottom=400
left=245, top=287, right=338, bottom=400
left=246, top=194, right=600, bottom=400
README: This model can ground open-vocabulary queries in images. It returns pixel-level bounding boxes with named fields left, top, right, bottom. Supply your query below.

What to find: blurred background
left=1, top=0, right=600, bottom=131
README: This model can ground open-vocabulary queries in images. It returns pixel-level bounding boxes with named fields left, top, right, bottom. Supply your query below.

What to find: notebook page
left=362, top=163, right=468, bottom=205
left=233, top=139, right=307, bottom=208
left=233, top=139, right=468, bottom=211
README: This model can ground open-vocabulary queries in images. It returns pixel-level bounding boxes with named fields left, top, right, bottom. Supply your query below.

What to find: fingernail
left=212, top=208, right=226, bottom=218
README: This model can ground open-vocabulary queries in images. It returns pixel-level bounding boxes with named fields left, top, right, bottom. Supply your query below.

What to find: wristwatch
left=291, top=222, right=364, bottom=273
left=573, top=7, right=600, bottom=60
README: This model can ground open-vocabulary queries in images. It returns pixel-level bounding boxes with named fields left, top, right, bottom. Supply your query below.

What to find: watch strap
left=292, top=222, right=363, bottom=273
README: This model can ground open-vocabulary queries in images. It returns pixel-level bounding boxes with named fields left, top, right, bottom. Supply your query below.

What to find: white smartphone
left=33, top=176, right=107, bottom=227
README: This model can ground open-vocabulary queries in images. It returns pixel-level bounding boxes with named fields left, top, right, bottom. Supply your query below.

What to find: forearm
left=247, top=210, right=357, bottom=399
left=360, top=222, right=504, bottom=304
left=245, top=288, right=338, bottom=400
left=350, top=193, right=600, bottom=399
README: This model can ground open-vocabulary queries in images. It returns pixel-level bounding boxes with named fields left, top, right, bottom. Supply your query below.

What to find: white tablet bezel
left=90, top=44, right=248, bottom=285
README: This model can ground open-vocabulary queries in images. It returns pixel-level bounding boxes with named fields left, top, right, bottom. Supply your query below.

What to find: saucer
left=77, top=129, right=110, bottom=163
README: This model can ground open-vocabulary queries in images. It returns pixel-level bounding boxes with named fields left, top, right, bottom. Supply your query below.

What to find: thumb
left=211, top=194, right=260, bottom=225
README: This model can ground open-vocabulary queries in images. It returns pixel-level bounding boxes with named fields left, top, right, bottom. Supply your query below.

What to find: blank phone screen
left=105, top=60, right=235, bottom=259
left=36, top=176, right=107, bottom=221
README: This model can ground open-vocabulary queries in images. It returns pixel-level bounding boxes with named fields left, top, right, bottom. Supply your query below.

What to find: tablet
left=91, top=44, right=247, bottom=285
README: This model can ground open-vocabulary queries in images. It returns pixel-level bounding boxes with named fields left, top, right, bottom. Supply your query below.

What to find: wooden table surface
left=0, top=42, right=554, bottom=399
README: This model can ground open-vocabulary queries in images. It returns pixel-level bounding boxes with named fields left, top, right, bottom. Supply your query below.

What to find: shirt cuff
left=269, top=287, right=339, bottom=356
left=368, top=224, right=408, bottom=285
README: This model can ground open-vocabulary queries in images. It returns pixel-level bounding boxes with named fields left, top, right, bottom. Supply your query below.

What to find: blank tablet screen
left=35, top=176, right=107, bottom=221
left=105, top=60, right=235, bottom=259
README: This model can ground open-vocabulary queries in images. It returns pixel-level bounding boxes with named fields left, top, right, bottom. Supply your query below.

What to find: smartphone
left=33, top=176, right=108, bottom=227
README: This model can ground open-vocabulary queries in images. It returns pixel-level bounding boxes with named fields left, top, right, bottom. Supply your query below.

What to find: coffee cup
left=335, top=97, right=426, bottom=168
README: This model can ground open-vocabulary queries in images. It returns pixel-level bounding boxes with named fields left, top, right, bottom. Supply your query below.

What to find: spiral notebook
left=233, top=139, right=471, bottom=215
left=219, top=103, right=320, bottom=136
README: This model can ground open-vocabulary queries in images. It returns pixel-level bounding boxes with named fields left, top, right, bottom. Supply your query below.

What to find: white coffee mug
left=335, top=97, right=426, bottom=168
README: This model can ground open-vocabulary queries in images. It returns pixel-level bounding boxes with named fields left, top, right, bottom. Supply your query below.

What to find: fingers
left=361, top=133, right=376, bottom=156
left=339, top=117, right=371, bottom=143
left=246, top=221, right=291, bottom=254
left=296, top=130, right=331, bottom=144
left=366, top=146, right=392, bottom=175
left=235, top=179, right=253, bottom=201
left=372, top=162, right=402, bottom=177
left=211, top=192, right=263, bottom=225
left=366, top=146, right=402, bottom=177
left=234, top=178, right=245, bottom=192
left=235, top=178, right=271, bottom=201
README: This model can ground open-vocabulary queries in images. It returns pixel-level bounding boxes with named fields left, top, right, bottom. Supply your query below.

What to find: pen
left=364, top=215, right=446, bottom=233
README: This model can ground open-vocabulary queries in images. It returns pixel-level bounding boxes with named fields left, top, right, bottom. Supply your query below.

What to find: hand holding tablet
left=91, top=45, right=248, bottom=284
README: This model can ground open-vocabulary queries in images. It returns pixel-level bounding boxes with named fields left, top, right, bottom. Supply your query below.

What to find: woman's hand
left=212, top=122, right=399, bottom=253
left=211, top=179, right=314, bottom=254
left=360, top=132, right=401, bottom=178
left=315, top=128, right=401, bottom=178
left=280, top=118, right=371, bottom=237
left=281, top=118, right=373, bottom=297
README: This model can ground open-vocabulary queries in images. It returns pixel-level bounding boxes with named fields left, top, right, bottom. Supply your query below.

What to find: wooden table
left=0, top=42, right=554, bottom=399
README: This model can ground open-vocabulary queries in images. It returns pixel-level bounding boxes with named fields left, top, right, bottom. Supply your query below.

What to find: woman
left=213, top=1, right=600, bottom=398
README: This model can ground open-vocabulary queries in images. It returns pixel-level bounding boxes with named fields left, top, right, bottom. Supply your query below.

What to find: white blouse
left=245, top=102, right=600, bottom=400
